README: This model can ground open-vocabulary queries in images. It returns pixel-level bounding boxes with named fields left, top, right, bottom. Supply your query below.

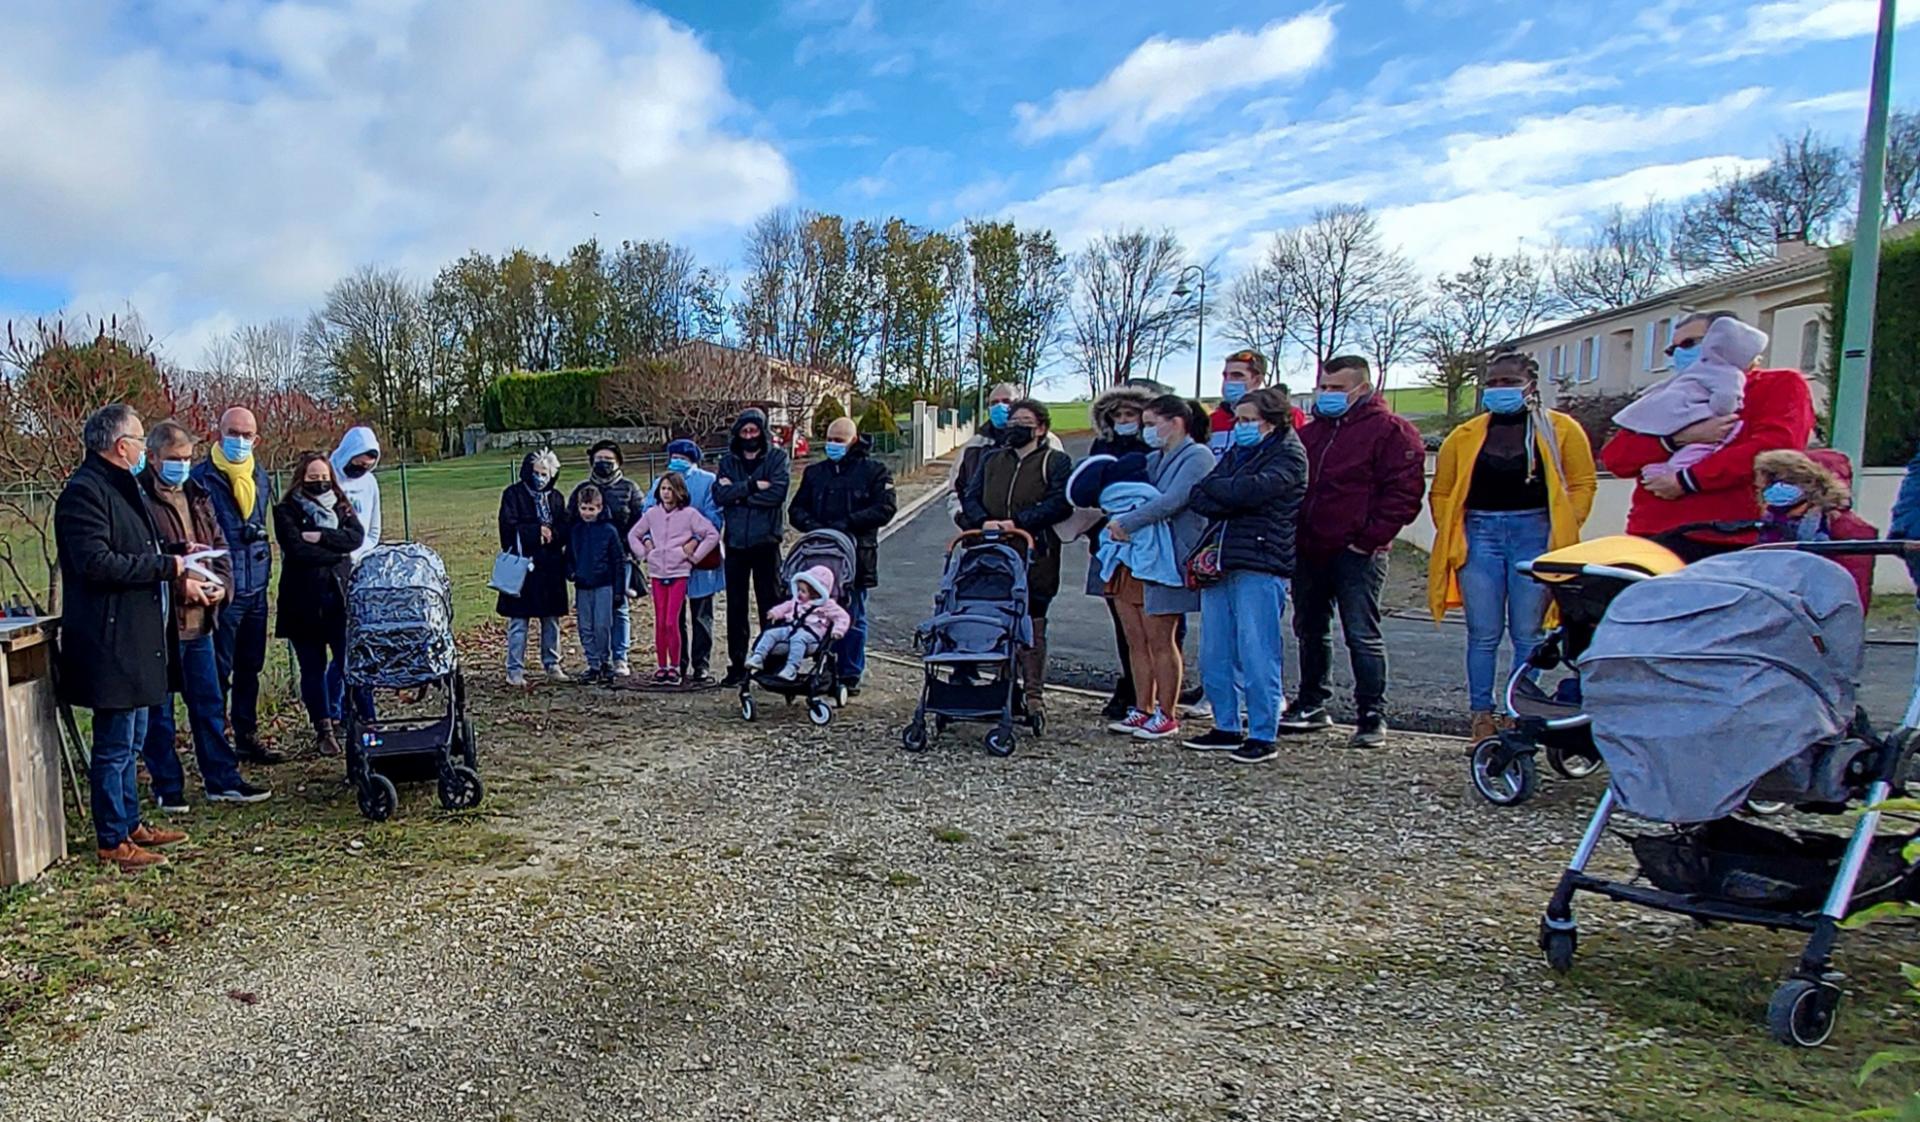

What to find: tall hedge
left=482, top=381, right=506, bottom=432
left=493, top=368, right=612, bottom=430
left=1828, top=238, right=1920, bottom=465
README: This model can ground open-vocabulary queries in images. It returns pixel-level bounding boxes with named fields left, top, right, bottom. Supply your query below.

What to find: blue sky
left=0, top=0, right=1914, bottom=377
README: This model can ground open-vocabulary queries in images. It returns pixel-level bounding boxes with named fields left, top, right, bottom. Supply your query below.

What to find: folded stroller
left=341, top=544, right=480, bottom=822
left=1539, top=543, right=1920, bottom=1047
left=738, top=529, right=855, bottom=726
left=901, top=529, right=1040, bottom=757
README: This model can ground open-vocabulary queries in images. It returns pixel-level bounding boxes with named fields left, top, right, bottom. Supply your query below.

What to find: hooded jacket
left=330, top=426, right=382, bottom=563
left=1295, top=393, right=1426, bottom=564
left=628, top=499, right=720, bottom=582
left=1189, top=426, right=1309, bottom=579
left=568, top=441, right=645, bottom=537
left=646, top=459, right=726, bottom=599
left=1089, top=383, right=1157, bottom=458
left=713, top=409, right=791, bottom=550
left=767, top=565, right=852, bottom=641
left=1753, top=449, right=1877, bottom=608
left=789, top=436, right=897, bottom=589
left=495, top=454, right=570, bottom=620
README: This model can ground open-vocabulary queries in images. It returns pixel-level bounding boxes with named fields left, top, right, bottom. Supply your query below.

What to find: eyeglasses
left=1663, top=338, right=1702, bottom=357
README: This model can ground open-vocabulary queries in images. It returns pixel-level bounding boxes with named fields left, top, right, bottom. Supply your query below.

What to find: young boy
left=568, top=485, right=629, bottom=684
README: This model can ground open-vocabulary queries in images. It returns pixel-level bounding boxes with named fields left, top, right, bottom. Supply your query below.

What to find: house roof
left=1511, top=221, right=1920, bottom=347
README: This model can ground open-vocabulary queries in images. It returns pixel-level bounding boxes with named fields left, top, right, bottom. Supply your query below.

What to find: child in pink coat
left=744, top=565, right=851, bottom=680
left=628, top=472, right=720, bottom=684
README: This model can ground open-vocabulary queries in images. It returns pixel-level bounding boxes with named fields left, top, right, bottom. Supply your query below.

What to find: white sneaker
left=1185, top=699, right=1213, bottom=720
left=612, top=660, right=632, bottom=678
left=506, top=670, right=528, bottom=688
left=745, top=653, right=766, bottom=671
left=153, top=795, right=191, bottom=814
left=545, top=666, right=571, bottom=683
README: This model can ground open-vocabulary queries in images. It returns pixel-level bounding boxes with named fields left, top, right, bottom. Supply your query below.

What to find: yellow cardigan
left=1426, top=410, right=1598, bottom=622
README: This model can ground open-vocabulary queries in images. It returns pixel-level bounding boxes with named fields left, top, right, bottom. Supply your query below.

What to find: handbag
left=693, top=541, right=724, bottom=571
left=489, top=543, right=532, bottom=597
left=1183, top=522, right=1227, bottom=590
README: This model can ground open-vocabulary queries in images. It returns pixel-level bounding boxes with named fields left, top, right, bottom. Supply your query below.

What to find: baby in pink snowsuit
left=1611, top=316, right=1768, bottom=485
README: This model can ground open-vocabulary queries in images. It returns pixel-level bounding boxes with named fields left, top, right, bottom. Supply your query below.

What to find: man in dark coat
left=1282, top=355, right=1425, bottom=748
left=788, top=416, right=897, bottom=693
left=192, top=405, right=283, bottom=763
left=714, top=408, right=791, bottom=685
left=496, top=450, right=571, bottom=686
left=54, top=404, right=199, bottom=871
left=140, top=421, right=268, bottom=810
left=569, top=439, right=645, bottom=677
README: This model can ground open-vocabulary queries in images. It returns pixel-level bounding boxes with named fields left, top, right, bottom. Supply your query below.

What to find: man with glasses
left=1599, top=310, right=1814, bottom=562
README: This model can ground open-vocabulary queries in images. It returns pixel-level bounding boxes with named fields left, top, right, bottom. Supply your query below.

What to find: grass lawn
left=1381, top=385, right=1450, bottom=415
left=1040, top=401, right=1092, bottom=433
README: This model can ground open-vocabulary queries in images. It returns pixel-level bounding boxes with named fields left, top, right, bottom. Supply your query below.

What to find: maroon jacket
left=1296, top=394, right=1426, bottom=563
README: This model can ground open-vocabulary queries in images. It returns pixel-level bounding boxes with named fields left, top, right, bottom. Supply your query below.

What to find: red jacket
left=1600, top=367, right=1815, bottom=539
left=1296, top=394, right=1427, bottom=562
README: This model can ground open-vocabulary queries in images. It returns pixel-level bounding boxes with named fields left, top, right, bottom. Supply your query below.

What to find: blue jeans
left=835, top=585, right=868, bottom=682
left=1458, top=509, right=1553, bottom=712
left=1200, top=571, right=1288, bottom=739
left=144, top=634, right=245, bottom=798
left=576, top=585, right=615, bottom=671
left=612, top=559, right=633, bottom=664
left=506, top=617, right=561, bottom=677
left=213, top=590, right=269, bottom=741
left=91, top=707, right=148, bottom=848
left=323, top=657, right=376, bottom=724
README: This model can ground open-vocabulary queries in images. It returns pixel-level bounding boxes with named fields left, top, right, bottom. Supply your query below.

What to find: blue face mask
left=1764, top=481, right=1806, bottom=509
left=158, top=460, right=192, bottom=486
left=1143, top=422, right=1165, bottom=450
left=1315, top=390, right=1354, bottom=418
left=825, top=441, right=848, bottom=462
left=988, top=402, right=1011, bottom=428
left=1232, top=420, right=1263, bottom=447
left=667, top=456, right=693, bottom=475
left=221, top=436, right=253, bottom=464
left=1113, top=421, right=1140, bottom=438
left=1670, top=344, right=1701, bottom=373
left=1483, top=387, right=1528, bottom=415
left=1222, top=381, right=1248, bottom=405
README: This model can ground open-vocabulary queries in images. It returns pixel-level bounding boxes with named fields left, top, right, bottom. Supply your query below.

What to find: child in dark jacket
left=569, top=486, right=629, bottom=684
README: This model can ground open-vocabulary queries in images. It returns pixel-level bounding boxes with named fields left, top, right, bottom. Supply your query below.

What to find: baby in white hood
left=1612, top=316, right=1768, bottom=485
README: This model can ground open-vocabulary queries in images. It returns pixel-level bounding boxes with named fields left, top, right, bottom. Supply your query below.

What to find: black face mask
left=592, top=460, right=618, bottom=480
left=1004, top=424, right=1036, bottom=450
left=302, top=481, right=331, bottom=497
left=343, top=462, right=371, bottom=480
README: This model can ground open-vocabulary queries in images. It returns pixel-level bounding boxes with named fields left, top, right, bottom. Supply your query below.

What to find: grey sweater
left=1112, top=437, right=1216, bottom=565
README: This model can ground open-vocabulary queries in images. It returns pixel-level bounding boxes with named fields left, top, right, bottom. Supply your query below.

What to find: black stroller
left=900, top=528, right=1042, bottom=758
left=341, top=544, right=481, bottom=822
left=1538, top=543, right=1920, bottom=1046
left=738, top=529, right=855, bottom=727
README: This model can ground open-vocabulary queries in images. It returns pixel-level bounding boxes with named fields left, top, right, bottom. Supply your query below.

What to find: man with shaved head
left=193, top=406, right=284, bottom=764
left=788, top=414, right=897, bottom=694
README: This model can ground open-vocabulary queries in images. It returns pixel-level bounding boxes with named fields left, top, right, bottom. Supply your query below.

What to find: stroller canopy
left=347, top=543, right=457, bottom=688
left=1578, top=549, right=1864, bottom=823
left=916, top=537, right=1033, bottom=661
left=781, top=530, right=857, bottom=604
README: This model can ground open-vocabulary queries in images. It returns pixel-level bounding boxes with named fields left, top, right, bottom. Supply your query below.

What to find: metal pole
left=399, top=461, right=412, bottom=542
left=1193, top=276, right=1206, bottom=400
left=1831, top=0, right=1898, bottom=463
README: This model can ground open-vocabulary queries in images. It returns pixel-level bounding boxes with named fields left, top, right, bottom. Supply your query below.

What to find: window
left=1799, top=320, right=1821, bottom=373
left=1548, top=346, right=1562, bottom=381
left=1579, top=336, right=1596, bottom=383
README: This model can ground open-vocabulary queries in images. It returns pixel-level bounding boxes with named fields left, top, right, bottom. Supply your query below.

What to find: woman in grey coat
left=1103, top=394, right=1215, bottom=741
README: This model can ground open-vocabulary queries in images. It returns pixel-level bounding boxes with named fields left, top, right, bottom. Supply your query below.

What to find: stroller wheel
left=437, top=764, right=485, bottom=811
left=1470, top=738, right=1538, bottom=807
left=807, top=698, right=833, bottom=726
left=1545, top=743, right=1601, bottom=780
left=455, top=716, right=479, bottom=769
left=1768, top=978, right=1840, bottom=1047
left=357, top=773, right=398, bottom=822
left=1540, top=924, right=1577, bottom=974
left=901, top=722, right=930, bottom=753
left=985, top=727, right=1016, bottom=758
left=740, top=695, right=757, bottom=721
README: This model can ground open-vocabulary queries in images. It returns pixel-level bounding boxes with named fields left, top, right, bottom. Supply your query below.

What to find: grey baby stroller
left=341, top=544, right=480, bottom=821
left=900, top=528, right=1042, bottom=757
left=738, top=529, right=855, bottom=726
left=1539, top=544, right=1920, bottom=1047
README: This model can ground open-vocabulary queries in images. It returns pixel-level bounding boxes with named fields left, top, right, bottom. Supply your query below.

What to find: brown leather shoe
left=97, top=841, right=168, bottom=871
left=130, top=823, right=189, bottom=847
left=1470, top=712, right=1499, bottom=743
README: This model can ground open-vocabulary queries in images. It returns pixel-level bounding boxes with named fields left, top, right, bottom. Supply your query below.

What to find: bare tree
left=1418, top=252, right=1552, bottom=419
left=967, top=220, right=1069, bottom=398
left=1552, top=202, right=1676, bottom=313
left=1673, top=129, right=1855, bottom=274
left=302, top=265, right=435, bottom=441
left=736, top=208, right=819, bottom=364
left=232, top=319, right=302, bottom=389
left=1067, top=229, right=1197, bottom=395
left=1359, top=278, right=1426, bottom=396
left=1274, top=206, right=1417, bottom=374
left=1884, top=109, right=1920, bottom=224
left=599, top=347, right=769, bottom=443
left=1222, top=254, right=1292, bottom=376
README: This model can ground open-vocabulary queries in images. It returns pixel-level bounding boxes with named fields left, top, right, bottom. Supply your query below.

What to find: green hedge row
left=1829, top=238, right=1920, bottom=466
left=492, top=368, right=612, bottom=431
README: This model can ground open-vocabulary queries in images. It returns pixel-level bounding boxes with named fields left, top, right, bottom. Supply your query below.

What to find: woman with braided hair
left=1426, top=352, right=1597, bottom=743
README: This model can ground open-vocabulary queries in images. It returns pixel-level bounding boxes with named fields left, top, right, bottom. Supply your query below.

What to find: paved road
left=868, top=438, right=1918, bottom=734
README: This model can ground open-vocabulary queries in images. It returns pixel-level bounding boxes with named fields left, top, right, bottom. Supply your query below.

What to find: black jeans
left=725, top=543, right=783, bottom=672
left=680, top=594, right=716, bottom=676
left=1292, top=549, right=1389, bottom=717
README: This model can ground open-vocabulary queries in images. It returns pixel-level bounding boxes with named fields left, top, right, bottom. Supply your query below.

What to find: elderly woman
left=1427, top=353, right=1596, bottom=743
left=497, top=449, right=571, bottom=687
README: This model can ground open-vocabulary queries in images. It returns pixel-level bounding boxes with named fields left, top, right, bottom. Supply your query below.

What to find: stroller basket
left=1630, top=818, right=1916, bottom=912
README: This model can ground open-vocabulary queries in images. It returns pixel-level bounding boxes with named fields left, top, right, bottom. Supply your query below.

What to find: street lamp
left=1830, top=0, right=1899, bottom=463
left=1173, top=265, right=1206, bottom=399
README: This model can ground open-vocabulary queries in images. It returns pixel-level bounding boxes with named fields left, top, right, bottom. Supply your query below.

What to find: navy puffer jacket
left=1186, top=427, right=1308, bottom=578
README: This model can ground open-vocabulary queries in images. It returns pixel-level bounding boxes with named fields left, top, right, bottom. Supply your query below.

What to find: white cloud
left=1013, top=10, right=1338, bottom=145
left=1737, top=0, right=1919, bottom=47
left=0, top=0, right=793, bottom=350
left=1433, top=58, right=1615, bottom=105
left=1790, top=89, right=1871, bottom=114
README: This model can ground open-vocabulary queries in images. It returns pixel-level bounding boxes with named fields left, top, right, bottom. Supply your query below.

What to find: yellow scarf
left=210, top=444, right=257, bottom=516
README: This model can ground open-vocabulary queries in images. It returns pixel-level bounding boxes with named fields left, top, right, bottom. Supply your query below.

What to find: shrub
left=493, top=368, right=611, bottom=430
left=1554, top=392, right=1638, bottom=458
left=1829, top=238, right=1920, bottom=465
left=857, top=400, right=900, bottom=437
left=811, top=395, right=847, bottom=440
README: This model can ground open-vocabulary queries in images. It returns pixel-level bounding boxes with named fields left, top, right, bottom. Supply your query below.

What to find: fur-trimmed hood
left=1754, top=449, right=1849, bottom=510
left=1091, top=383, right=1158, bottom=438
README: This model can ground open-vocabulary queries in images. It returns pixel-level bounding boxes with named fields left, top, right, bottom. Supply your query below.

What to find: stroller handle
left=1749, top=538, right=1920, bottom=558
left=1522, top=560, right=1659, bottom=583
left=951, top=527, right=1036, bottom=553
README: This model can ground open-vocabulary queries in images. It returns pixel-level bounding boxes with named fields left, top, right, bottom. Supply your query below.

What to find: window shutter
left=1642, top=322, right=1656, bottom=371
